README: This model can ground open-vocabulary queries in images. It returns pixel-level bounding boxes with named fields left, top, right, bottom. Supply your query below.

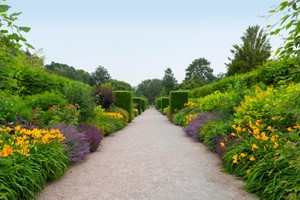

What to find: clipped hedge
left=156, top=98, right=162, bottom=110
left=169, top=91, right=188, bottom=117
left=133, top=97, right=142, bottom=115
left=114, top=91, right=133, bottom=122
left=160, top=97, right=169, bottom=113
left=141, top=98, right=147, bottom=112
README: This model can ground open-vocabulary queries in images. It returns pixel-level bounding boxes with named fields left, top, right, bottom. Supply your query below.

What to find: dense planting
left=158, top=57, right=300, bottom=199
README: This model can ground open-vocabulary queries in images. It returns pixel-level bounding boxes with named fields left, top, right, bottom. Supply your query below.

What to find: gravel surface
left=37, top=109, right=258, bottom=200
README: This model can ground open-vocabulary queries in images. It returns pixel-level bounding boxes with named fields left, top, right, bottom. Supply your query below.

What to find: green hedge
left=133, top=97, right=142, bottom=115
left=169, top=91, right=188, bottom=117
left=114, top=91, right=133, bottom=122
left=141, top=98, right=147, bottom=112
left=160, top=97, right=169, bottom=113
left=189, top=58, right=300, bottom=98
left=156, top=98, right=162, bottom=110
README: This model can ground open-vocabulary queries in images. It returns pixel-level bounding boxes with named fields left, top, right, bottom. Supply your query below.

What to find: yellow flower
left=246, top=169, right=251, bottom=174
left=220, top=142, right=225, bottom=148
left=287, top=127, right=293, bottom=132
left=261, top=132, right=268, bottom=141
left=232, top=124, right=236, bottom=129
left=253, top=128, right=260, bottom=135
left=232, top=154, right=238, bottom=163
left=271, top=117, right=277, bottom=121
left=271, top=135, right=276, bottom=142
left=255, top=120, right=261, bottom=126
left=15, top=125, right=21, bottom=131
left=231, top=133, right=237, bottom=137
left=0, top=144, right=13, bottom=157
left=240, top=153, right=247, bottom=158
left=249, top=156, right=255, bottom=161
left=252, top=144, right=258, bottom=150
left=267, top=126, right=274, bottom=132
left=273, top=142, right=279, bottom=149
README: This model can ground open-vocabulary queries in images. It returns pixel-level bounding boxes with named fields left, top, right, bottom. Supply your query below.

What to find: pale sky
left=9, top=0, right=283, bottom=86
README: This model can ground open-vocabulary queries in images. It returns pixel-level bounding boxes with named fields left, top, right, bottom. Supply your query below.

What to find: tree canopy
left=226, top=25, right=271, bottom=76
left=162, top=68, right=177, bottom=95
left=135, top=79, right=162, bottom=105
left=91, top=65, right=111, bottom=85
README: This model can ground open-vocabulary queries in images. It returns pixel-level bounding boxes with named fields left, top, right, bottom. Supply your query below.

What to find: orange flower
left=240, top=153, right=247, bottom=158
left=273, top=142, right=279, bottom=149
left=249, top=156, right=255, bottom=161
left=267, top=126, right=274, bottom=132
left=220, top=142, right=225, bottom=148
left=232, top=154, right=238, bottom=163
left=0, top=144, right=13, bottom=157
left=261, top=132, right=268, bottom=141
left=287, top=127, right=293, bottom=132
left=252, top=144, right=258, bottom=150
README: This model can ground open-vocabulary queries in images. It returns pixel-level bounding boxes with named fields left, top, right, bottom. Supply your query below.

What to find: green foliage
left=0, top=90, right=32, bottom=122
left=14, top=64, right=70, bottom=96
left=62, top=81, right=95, bottom=122
left=26, top=91, right=67, bottom=111
left=106, top=79, right=132, bottom=91
left=173, top=105, right=200, bottom=126
left=107, top=105, right=129, bottom=123
left=0, top=0, right=33, bottom=52
left=114, top=91, right=133, bottom=122
left=156, top=98, right=162, bottom=110
left=90, top=65, right=111, bottom=85
left=141, top=98, right=147, bottom=112
left=133, top=97, right=142, bottom=114
left=89, top=106, right=126, bottom=136
left=185, top=57, right=216, bottom=84
left=135, top=79, right=162, bottom=105
left=162, top=68, right=177, bottom=95
left=268, top=0, right=300, bottom=58
left=44, top=62, right=93, bottom=85
left=160, top=97, right=169, bottom=113
left=169, top=91, right=188, bottom=117
left=0, top=142, right=69, bottom=199
left=226, top=25, right=271, bottom=76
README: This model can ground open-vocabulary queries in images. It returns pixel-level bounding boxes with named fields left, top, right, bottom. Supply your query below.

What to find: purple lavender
left=55, top=123, right=90, bottom=164
left=79, top=124, right=102, bottom=152
left=183, top=112, right=219, bottom=141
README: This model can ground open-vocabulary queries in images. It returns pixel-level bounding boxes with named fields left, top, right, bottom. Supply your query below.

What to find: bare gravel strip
left=37, top=108, right=257, bottom=200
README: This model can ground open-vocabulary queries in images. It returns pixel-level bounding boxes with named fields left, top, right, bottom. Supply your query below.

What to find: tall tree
left=162, top=68, right=177, bottom=95
left=105, top=79, right=132, bottom=91
left=135, top=79, right=162, bottom=105
left=226, top=25, right=271, bottom=76
left=91, top=65, right=111, bottom=85
left=185, top=57, right=216, bottom=84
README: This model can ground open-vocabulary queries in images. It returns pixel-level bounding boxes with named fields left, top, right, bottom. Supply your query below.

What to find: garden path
left=37, top=108, right=257, bottom=200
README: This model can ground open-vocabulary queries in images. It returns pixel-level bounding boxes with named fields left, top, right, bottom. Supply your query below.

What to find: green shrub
left=169, top=91, right=188, bottom=117
left=63, top=81, right=95, bottom=122
left=107, top=105, right=129, bottom=123
left=156, top=98, right=162, bottom=110
left=141, top=98, right=147, bottom=112
left=133, top=97, right=142, bottom=114
left=26, top=91, right=67, bottom=111
left=114, top=91, right=133, bottom=122
left=133, top=108, right=139, bottom=117
left=92, top=85, right=116, bottom=109
left=160, top=97, right=169, bottom=113
left=0, top=90, right=32, bottom=123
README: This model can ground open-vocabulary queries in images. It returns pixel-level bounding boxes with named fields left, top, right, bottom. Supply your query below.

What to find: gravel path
left=37, top=109, right=257, bottom=200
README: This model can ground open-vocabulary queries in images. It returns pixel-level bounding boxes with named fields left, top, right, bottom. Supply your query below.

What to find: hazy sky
left=9, top=0, right=283, bottom=86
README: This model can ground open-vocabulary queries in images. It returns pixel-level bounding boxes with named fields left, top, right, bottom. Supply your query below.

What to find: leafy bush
left=36, top=104, right=80, bottom=127
left=79, top=124, right=102, bottom=152
left=26, top=91, right=67, bottom=111
left=63, top=81, right=95, bottom=122
left=141, top=98, right=147, bottom=112
left=0, top=90, right=32, bottom=123
left=169, top=91, right=188, bottom=117
left=107, top=105, right=129, bottom=123
left=160, top=97, right=169, bottom=113
left=54, top=123, right=90, bottom=164
left=173, top=102, right=201, bottom=126
left=200, top=119, right=234, bottom=156
left=92, top=85, right=116, bottom=109
left=114, top=91, right=133, bottom=122
left=133, top=108, right=139, bottom=117
left=90, top=106, right=126, bottom=136
left=183, top=112, right=220, bottom=141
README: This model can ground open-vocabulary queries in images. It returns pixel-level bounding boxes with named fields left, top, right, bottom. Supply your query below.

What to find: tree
left=135, top=79, right=162, bottom=105
left=44, top=62, right=93, bottom=85
left=91, top=65, right=111, bottom=85
left=226, top=25, right=271, bottom=76
left=185, top=57, right=216, bottom=84
left=175, top=79, right=200, bottom=90
left=162, top=68, right=177, bottom=95
left=106, top=79, right=132, bottom=91
left=0, top=0, right=33, bottom=52
left=268, top=0, right=299, bottom=58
